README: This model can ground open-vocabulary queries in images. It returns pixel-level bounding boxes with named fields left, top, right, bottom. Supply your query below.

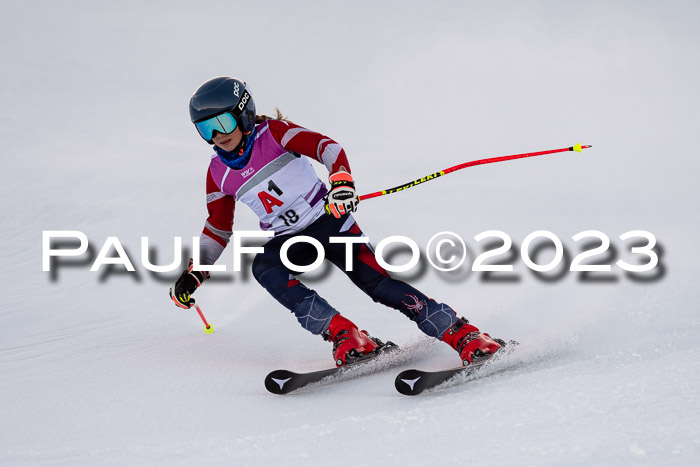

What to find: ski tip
left=394, top=369, right=425, bottom=396
left=264, top=370, right=296, bottom=395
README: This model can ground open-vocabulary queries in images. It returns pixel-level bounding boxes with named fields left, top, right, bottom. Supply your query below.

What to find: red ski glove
left=325, top=169, right=359, bottom=218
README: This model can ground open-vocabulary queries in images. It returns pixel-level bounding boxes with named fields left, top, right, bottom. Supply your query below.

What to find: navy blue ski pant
left=252, top=214, right=458, bottom=338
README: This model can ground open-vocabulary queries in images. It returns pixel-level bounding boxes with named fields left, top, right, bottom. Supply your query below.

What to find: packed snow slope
left=2, top=1, right=699, bottom=465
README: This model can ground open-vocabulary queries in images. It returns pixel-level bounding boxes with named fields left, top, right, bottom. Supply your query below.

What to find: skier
left=169, top=76, right=504, bottom=367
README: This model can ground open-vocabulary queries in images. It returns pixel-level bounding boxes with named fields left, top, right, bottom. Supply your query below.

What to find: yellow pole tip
left=205, top=325, right=214, bottom=334
left=572, top=143, right=582, bottom=153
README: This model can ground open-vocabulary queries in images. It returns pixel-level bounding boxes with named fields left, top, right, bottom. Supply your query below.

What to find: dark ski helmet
left=189, top=77, right=256, bottom=139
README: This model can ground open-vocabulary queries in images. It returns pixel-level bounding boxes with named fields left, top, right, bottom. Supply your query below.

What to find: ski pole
left=358, top=143, right=591, bottom=201
left=194, top=303, right=214, bottom=334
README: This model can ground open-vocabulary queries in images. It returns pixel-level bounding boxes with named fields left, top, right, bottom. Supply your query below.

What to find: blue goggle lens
left=194, top=113, right=238, bottom=142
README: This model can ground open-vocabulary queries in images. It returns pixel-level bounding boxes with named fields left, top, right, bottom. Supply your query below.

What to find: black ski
left=394, top=341, right=518, bottom=396
left=265, top=342, right=399, bottom=395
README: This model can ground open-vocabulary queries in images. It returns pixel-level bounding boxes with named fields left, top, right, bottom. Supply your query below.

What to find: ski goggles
left=194, top=112, right=238, bottom=142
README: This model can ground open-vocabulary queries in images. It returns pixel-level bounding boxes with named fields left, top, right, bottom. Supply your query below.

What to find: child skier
left=169, top=76, right=504, bottom=367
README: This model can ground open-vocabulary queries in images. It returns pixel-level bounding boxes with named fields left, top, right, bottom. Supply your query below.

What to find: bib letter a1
left=258, top=191, right=284, bottom=214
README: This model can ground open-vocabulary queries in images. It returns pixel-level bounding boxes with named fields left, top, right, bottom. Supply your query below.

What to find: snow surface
left=2, top=1, right=700, bottom=465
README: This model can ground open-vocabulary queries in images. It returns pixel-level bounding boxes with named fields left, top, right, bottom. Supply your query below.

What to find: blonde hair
left=255, top=107, right=290, bottom=124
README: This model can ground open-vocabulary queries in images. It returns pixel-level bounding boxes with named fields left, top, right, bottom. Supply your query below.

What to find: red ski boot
left=324, top=314, right=382, bottom=367
left=442, top=317, right=505, bottom=366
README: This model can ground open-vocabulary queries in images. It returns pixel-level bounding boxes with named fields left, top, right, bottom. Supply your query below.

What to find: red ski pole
left=358, top=143, right=591, bottom=201
left=194, top=303, right=214, bottom=334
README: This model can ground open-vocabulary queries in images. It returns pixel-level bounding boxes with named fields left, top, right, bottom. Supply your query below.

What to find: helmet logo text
left=238, top=91, right=250, bottom=111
